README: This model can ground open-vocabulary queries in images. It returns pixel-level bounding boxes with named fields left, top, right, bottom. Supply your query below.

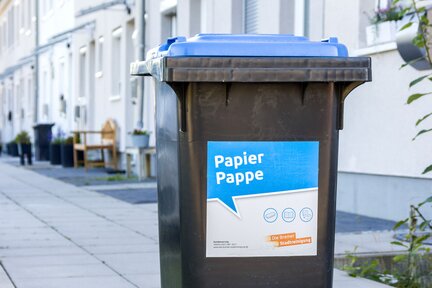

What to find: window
left=42, top=0, right=53, bottom=17
left=96, top=36, right=104, bottom=76
left=375, top=0, right=391, bottom=11
left=59, top=60, right=66, bottom=116
left=111, top=28, right=122, bottom=96
left=19, top=79, right=24, bottom=118
left=170, top=14, right=177, bottom=36
left=8, top=88, right=12, bottom=113
left=25, top=0, right=32, bottom=35
left=27, top=0, right=31, bottom=29
left=20, top=1, right=25, bottom=34
left=0, top=88, right=3, bottom=124
left=59, top=60, right=65, bottom=94
left=15, top=2, right=19, bottom=42
left=0, top=24, right=3, bottom=50
left=15, top=84, right=19, bottom=114
left=79, top=46, right=87, bottom=98
left=8, top=7, right=14, bottom=47
left=161, top=1, right=177, bottom=40
left=27, top=78, right=32, bottom=116
left=162, top=13, right=177, bottom=38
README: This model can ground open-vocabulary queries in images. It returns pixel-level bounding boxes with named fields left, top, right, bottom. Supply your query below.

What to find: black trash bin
left=33, top=123, right=54, bottom=161
left=131, top=34, right=371, bottom=288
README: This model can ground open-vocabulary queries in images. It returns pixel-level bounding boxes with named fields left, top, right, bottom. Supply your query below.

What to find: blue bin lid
left=153, top=34, right=348, bottom=58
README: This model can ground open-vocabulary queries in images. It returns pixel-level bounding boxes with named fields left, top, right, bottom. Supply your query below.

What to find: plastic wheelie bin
left=131, top=34, right=371, bottom=288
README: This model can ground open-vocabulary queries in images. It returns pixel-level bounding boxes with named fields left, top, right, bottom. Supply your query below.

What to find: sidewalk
left=0, top=161, right=390, bottom=287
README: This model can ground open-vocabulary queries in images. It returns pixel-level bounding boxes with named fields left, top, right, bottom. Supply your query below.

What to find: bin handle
left=338, top=81, right=365, bottom=130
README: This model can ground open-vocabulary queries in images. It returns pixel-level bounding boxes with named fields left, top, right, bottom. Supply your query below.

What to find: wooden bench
left=73, top=119, right=118, bottom=171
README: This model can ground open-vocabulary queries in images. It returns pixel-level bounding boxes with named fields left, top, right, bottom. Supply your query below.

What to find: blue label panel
left=207, top=141, right=319, bottom=215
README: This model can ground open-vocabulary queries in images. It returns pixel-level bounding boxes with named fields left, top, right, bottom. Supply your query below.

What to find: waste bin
left=33, top=123, right=54, bottom=161
left=131, top=34, right=371, bottom=288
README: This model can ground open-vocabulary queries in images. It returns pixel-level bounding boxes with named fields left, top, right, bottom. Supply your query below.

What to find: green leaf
left=399, top=22, right=413, bottom=31
left=416, top=112, right=432, bottom=126
left=393, top=218, right=408, bottom=230
left=412, top=128, right=432, bottom=140
left=419, top=221, right=429, bottom=230
left=407, top=93, right=431, bottom=104
left=393, top=254, right=407, bottom=262
left=391, top=241, right=408, bottom=248
left=409, top=75, right=429, bottom=88
left=419, top=195, right=432, bottom=206
left=400, top=56, right=426, bottom=69
left=422, top=164, right=432, bottom=175
left=412, top=35, right=426, bottom=48
left=413, top=234, right=430, bottom=245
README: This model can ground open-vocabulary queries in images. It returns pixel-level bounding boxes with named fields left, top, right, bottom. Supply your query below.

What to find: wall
left=37, top=0, right=75, bottom=135
left=0, top=0, right=36, bottom=142
left=320, top=0, right=432, bottom=220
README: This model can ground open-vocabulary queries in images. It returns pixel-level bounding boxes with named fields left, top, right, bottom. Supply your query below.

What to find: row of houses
left=0, top=0, right=431, bottom=221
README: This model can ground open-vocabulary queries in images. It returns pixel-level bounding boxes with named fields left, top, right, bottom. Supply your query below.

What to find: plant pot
left=9, top=142, right=19, bottom=157
left=131, top=134, right=150, bottom=148
left=366, top=21, right=400, bottom=46
left=19, top=143, right=32, bottom=165
left=50, top=143, right=62, bottom=165
left=61, top=143, right=74, bottom=167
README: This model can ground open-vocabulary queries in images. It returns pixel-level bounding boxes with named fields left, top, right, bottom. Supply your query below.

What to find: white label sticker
left=206, top=141, right=319, bottom=257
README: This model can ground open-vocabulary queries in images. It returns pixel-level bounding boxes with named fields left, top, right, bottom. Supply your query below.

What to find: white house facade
left=0, top=0, right=430, bottom=221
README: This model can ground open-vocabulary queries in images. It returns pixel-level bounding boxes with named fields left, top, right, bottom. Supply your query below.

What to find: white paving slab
left=333, top=269, right=392, bottom=288
left=0, top=264, right=15, bottom=288
left=0, top=161, right=391, bottom=288
left=84, top=182, right=157, bottom=191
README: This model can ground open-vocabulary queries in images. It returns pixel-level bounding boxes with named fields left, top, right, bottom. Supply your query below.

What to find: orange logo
left=267, top=233, right=312, bottom=247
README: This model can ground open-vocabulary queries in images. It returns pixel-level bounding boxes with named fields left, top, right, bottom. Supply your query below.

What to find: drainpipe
left=136, top=0, right=146, bottom=129
left=304, top=0, right=309, bottom=37
left=34, top=0, right=40, bottom=124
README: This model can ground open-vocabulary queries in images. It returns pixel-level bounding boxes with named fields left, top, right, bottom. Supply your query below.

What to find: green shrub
left=64, top=136, right=74, bottom=145
left=15, top=131, right=31, bottom=144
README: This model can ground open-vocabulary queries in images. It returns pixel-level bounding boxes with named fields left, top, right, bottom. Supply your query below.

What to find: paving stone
left=2, top=254, right=100, bottom=267
left=0, top=246, right=86, bottom=258
left=12, top=276, right=136, bottom=288
left=124, top=274, right=161, bottom=288
left=97, top=253, right=160, bottom=275
left=6, top=263, right=116, bottom=280
left=0, top=264, right=14, bottom=288
left=0, top=160, right=392, bottom=287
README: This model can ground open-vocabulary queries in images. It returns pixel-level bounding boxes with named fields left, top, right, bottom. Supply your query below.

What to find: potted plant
left=15, top=131, right=32, bottom=165
left=61, top=136, right=74, bottom=167
left=130, top=129, right=150, bottom=148
left=50, top=128, right=64, bottom=165
left=365, top=3, right=404, bottom=46
left=8, top=140, right=19, bottom=157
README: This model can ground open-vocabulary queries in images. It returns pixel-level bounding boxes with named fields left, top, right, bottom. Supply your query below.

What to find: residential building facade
left=0, top=0, right=36, bottom=144
left=0, top=0, right=430, bottom=221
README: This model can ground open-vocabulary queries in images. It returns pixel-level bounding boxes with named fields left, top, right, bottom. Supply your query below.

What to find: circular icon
left=263, top=208, right=278, bottom=223
left=282, top=208, right=296, bottom=223
left=300, top=208, right=313, bottom=222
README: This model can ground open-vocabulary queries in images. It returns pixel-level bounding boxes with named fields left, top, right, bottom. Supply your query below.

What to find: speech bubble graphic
left=207, top=141, right=319, bottom=217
